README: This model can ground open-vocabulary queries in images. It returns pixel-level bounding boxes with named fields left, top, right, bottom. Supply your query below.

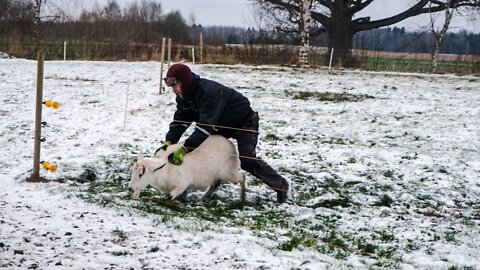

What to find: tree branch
left=311, top=10, right=330, bottom=26
left=354, top=0, right=480, bottom=32
left=354, top=0, right=432, bottom=31
left=349, top=0, right=375, bottom=13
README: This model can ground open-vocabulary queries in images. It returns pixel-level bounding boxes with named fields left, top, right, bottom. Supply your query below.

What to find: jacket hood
left=166, top=63, right=194, bottom=98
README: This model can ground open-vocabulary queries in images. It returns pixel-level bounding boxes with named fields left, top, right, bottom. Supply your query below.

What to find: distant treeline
left=1, top=0, right=479, bottom=55
left=352, top=28, right=480, bottom=55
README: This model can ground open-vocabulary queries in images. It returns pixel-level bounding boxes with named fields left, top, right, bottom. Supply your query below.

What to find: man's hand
left=154, top=141, right=171, bottom=156
left=168, top=146, right=188, bottom=165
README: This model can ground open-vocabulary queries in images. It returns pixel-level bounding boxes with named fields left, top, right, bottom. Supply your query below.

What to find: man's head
left=164, top=63, right=194, bottom=98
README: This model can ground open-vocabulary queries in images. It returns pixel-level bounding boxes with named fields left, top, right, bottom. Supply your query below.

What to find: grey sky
left=56, top=0, right=479, bottom=32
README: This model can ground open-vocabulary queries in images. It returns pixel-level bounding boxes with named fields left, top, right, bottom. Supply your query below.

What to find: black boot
left=276, top=180, right=290, bottom=203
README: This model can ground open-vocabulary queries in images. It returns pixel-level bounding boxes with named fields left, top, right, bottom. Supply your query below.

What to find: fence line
left=1, top=41, right=478, bottom=74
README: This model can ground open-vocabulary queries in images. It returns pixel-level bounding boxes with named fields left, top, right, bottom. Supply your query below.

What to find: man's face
left=164, top=77, right=182, bottom=97
left=171, top=83, right=182, bottom=97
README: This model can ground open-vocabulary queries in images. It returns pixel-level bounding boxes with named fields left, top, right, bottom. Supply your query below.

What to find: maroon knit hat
left=166, top=63, right=194, bottom=97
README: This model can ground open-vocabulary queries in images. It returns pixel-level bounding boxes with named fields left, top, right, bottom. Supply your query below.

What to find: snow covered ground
left=1, top=58, right=479, bottom=269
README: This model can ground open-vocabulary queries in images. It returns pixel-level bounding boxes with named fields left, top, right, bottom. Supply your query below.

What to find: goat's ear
left=137, top=152, right=144, bottom=161
left=138, top=164, right=146, bottom=176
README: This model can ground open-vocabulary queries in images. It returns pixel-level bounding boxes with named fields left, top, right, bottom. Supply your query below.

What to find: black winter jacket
left=165, top=74, right=253, bottom=150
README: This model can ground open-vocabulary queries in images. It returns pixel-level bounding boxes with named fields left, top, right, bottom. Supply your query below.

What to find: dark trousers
left=234, top=112, right=288, bottom=192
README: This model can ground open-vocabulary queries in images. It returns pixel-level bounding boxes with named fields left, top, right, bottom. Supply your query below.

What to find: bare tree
left=430, top=0, right=457, bottom=73
left=188, top=12, right=196, bottom=26
left=249, top=2, right=267, bottom=32
left=33, top=0, right=42, bottom=44
left=253, top=0, right=480, bottom=67
left=253, top=0, right=315, bottom=65
left=104, top=0, right=122, bottom=21
left=32, top=0, right=67, bottom=47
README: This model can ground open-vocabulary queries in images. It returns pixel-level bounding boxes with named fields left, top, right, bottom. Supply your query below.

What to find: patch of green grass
left=287, top=91, right=374, bottom=102
left=320, top=231, right=348, bottom=251
left=343, top=181, right=363, bottom=188
left=278, top=235, right=316, bottom=251
left=373, top=194, right=394, bottom=207
left=358, top=242, right=377, bottom=254
left=405, top=240, right=420, bottom=251
left=363, top=56, right=476, bottom=74
left=438, top=167, right=450, bottom=174
left=347, top=157, right=357, bottom=164
left=285, top=135, right=297, bottom=142
left=264, top=133, right=281, bottom=141
left=334, top=250, right=348, bottom=260
left=445, top=232, right=456, bottom=242
left=323, top=137, right=349, bottom=145
left=247, top=210, right=292, bottom=230
left=119, top=142, right=133, bottom=150
left=278, top=167, right=317, bottom=184
left=265, top=150, right=282, bottom=159
left=377, top=246, right=397, bottom=258
left=312, top=198, right=353, bottom=209
left=110, top=250, right=130, bottom=256
left=79, top=166, right=98, bottom=181
left=372, top=230, right=396, bottom=242
left=322, top=176, right=341, bottom=189
left=383, top=170, right=395, bottom=178
left=380, top=210, right=390, bottom=218
left=460, top=218, right=475, bottom=226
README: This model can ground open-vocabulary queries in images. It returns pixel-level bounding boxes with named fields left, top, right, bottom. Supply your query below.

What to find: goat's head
left=128, top=152, right=151, bottom=198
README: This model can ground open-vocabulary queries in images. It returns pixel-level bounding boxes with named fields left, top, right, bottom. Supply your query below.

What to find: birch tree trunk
left=431, top=0, right=456, bottom=73
left=299, top=0, right=311, bottom=66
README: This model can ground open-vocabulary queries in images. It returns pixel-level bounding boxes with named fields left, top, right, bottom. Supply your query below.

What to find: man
left=159, top=63, right=290, bottom=203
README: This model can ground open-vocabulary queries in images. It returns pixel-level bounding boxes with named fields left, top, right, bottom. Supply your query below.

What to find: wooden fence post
left=167, top=38, right=172, bottom=69
left=29, top=51, right=44, bottom=182
left=159, top=37, right=166, bottom=94
left=199, top=32, right=203, bottom=63
left=192, top=47, right=195, bottom=64
left=329, top=48, right=334, bottom=70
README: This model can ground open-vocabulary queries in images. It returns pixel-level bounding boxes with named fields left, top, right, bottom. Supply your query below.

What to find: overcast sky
left=57, top=0, right=479, bottom=32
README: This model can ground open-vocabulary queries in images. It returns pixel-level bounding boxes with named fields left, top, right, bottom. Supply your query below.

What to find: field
left=2, top=42, right=479, bottom=74
left=1, top=58, right=479, bottom=269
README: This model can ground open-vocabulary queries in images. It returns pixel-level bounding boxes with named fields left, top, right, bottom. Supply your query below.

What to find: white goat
left=129, top=135, right=245, bottom=201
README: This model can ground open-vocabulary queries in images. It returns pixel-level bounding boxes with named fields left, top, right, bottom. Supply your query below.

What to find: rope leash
left=183, top=146, right=263, bottom=161
left=166, top=119, right=264, bottom=161
left=172, top=119, right=259, bottom=134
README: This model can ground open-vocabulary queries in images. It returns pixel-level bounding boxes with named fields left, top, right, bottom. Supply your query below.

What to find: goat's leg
left=176, top=192, right=188, bottom=203
left=239, top=172, right=246, bottom=202
left=203, top=180, right=221, bottom=201
left=239, top=182, right=246, bottom=202
left=169, top=185, right=188, bottom=201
